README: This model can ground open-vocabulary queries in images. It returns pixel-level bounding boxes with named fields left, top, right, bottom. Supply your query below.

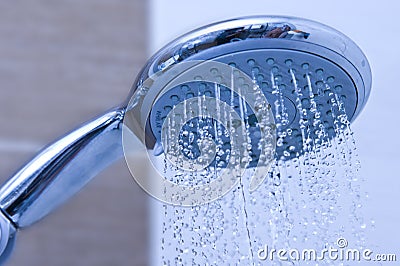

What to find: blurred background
left=1, top=0, right=399, bottom=265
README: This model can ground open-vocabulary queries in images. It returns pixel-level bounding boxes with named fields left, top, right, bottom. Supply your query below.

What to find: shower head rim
left=130, top=15, right=372, bottom=114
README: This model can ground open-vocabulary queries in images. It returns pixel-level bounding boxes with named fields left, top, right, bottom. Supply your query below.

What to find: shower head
left=0, top=16, right=371, bottom=263
left=122, top=16, right=372, bottom=205
left=128, top=16, right=371, bottom=160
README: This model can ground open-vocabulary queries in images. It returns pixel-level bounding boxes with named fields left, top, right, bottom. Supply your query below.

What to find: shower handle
left=0, top=108, right=125, bottom=233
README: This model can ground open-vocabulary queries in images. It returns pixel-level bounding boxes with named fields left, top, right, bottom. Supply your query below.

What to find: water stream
left=159, top=68, right=370, bottom=265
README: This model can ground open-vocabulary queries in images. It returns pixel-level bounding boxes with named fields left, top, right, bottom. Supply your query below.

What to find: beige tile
left=0, top=1, right=149, bottom=265
left=0, top=0, right=147, bottom=140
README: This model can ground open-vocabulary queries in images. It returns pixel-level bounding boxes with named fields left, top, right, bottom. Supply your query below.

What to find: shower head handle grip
left=0, top=108, right=124, bottom=229
left=0, top=211, right=16, bottom=265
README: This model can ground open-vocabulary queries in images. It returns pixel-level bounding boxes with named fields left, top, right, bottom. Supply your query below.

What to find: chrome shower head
left=0, top=16, right=371, bottom=263
left=121, top=16, right=371, bottom=206
left=129, top=16, right=371, bottom=161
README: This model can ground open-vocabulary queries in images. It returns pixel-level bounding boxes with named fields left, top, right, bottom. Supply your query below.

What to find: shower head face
left=148, top=47, right=357, bottom=159
left=129, top=16, right=371, bottom=160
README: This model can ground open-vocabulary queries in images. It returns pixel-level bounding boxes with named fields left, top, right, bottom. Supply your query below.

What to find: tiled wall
left=0, top=1, right=149, bottom=265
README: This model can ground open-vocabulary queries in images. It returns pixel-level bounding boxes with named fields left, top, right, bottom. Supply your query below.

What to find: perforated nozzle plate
left=150, top=44, right=357, bottom=159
